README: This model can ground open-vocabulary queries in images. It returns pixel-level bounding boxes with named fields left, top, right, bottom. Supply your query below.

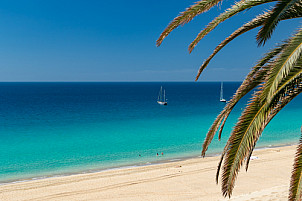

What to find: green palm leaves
left=220, top=30, right=302, bottom=196
left=257, top=0, right=300, bottom=45
left=157, top=0, right=302, bottom=200
left=290, top=127, right=302, bottom=201
left=156, top=0, right=225, bottom=47
left=220, top=29, right=302, bottom=195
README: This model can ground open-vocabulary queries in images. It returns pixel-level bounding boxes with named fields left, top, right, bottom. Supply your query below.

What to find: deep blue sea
left=0, top=82, right=300, bottom=183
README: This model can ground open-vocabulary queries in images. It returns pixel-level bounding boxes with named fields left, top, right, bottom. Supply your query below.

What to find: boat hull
left=157, top=101, right=167, bottom=105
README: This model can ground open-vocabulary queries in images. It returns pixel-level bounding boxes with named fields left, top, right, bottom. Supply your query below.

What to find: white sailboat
left=157, top=86, right=167, bottom=105
left=220, top=82, right=227, bottom=102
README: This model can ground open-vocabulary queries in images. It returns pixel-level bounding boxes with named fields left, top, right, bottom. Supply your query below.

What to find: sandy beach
left=0, top=145, right=296, bottom=201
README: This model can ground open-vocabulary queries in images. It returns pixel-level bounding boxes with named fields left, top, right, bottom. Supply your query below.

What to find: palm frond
left=288, top=127, right=302, bottom=201
left=245, top=144, right=255, bottom=171
left=244, top=70, right=302, bottom=171
left=237, top=31, right=302, bottom=162
left=246, top=75, right=302, bottom=171
left=156, top=0, right=224, bottom=46
left=201, top=69, right=265, bottom=157
left=221, top=87, right=264, bottom=197
left=216, top=69, right=266, bottom=138
left=222, top=73, right=302, bottom=197
left=289, top=135, right=302, bottom=201
left=201, top=42, right=287, bottom=157
left=188, top=0, right=276, bottom=53
left=221, top=48, right=302, bottom=196
left=244, top=55, right=302, bottom=170
left=264, top=28, right=302, bottom=103
left=257, top=0, right=301, bottom=45
left=195, top=5, right=302, bottom=80
left=216, top=140, right=231, bottom=183
left=201, top=112, right=226, bottom=156
left=156, top=0, right=302, bottom=199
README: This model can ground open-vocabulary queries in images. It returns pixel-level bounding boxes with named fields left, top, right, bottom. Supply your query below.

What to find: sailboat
left=157, top=86, right=167, bottom=105
left=220, top=82, right=227, bottom=102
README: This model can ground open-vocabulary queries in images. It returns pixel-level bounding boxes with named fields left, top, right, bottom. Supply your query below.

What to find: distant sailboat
left=157, top=86, right=167, bottom=105
left=220, top=82, right=227, bottom=102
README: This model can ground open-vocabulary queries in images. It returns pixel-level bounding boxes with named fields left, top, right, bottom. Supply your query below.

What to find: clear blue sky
left=0, top=0, right=299, bottom=82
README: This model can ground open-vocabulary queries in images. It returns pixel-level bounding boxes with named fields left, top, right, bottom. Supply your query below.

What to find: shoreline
left=0, top=144, right=298, bottom=200
left=0, top=141, right=298, bottom=186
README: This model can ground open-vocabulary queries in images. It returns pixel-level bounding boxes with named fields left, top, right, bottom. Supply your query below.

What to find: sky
left=0, top=0, right=300, bottom=82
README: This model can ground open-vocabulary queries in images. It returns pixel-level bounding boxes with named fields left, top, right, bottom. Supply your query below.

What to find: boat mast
left=159, top=86, right=162, bottom=102
left=164, top=89, right=165, bottom=102
left=220, top=82, right=223, bottom=100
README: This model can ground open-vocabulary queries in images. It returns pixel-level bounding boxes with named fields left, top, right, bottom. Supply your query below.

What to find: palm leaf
left=244, top=39, right=302, bottom=169
left=257, top=0, right=301, bottom=46
left=289, top=128, right=302, bottom=201
left=156, top=0, right=224, bottom=47
left=215, top=42, right=288, bottom=136
left=221, top=87, right=265, bottom=197
left=195, top=7, right=302, bottom=81
left=264, top=28, right=302, bottom=103
left=216, top=140, right=231, bottom=183
left=220, top=34, right=302, bottom=194
left=246, top=75, right=302, bottom=171
left=155, top=0, right=302, bottom=199
left=216, top=68, right=267, bottom=138
left=201, top=68, right=267, bottom=157
left=221, top=43, right=302, bottom=196
left=222, top=73, right=302, bottom=197
left=188, top=0, right=277, bottom=53
left=201, top=42, right=287, bottom=157
left=234, top=31, right=302, bottom=163
left=245, top=61, right=302, bottom=170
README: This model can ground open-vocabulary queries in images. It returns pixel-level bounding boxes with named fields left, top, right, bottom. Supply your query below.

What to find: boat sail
left=157, top=86, right=167, bottom=105
left=220, top=82, right=227, bottom=102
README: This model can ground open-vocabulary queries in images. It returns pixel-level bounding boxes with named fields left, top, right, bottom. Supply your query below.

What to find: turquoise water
left=0, top=82, right=300, bottom=183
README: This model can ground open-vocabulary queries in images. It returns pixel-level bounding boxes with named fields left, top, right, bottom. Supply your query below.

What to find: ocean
left=0, top=82, right=300, bottom=183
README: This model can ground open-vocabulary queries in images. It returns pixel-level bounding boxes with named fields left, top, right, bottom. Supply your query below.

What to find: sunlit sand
left=0, top=145, right=295, bottom=201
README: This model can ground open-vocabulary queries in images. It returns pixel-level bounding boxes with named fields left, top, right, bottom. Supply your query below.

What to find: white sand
left=0, top=145, right=296, bottom=201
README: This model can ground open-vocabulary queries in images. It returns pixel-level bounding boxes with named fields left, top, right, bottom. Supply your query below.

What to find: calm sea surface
left=0, top=82, right=300, bottom=183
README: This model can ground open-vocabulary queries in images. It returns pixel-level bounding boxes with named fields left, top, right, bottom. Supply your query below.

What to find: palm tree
left=157, top=0, right=302, bottom=200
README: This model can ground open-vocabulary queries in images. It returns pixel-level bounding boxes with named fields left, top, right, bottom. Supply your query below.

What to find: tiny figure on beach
left=139, top=154, right=141, bottom=157
left=161, top=152, right=164, bottom=156
left=157, top=153, right=159, bottom=156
